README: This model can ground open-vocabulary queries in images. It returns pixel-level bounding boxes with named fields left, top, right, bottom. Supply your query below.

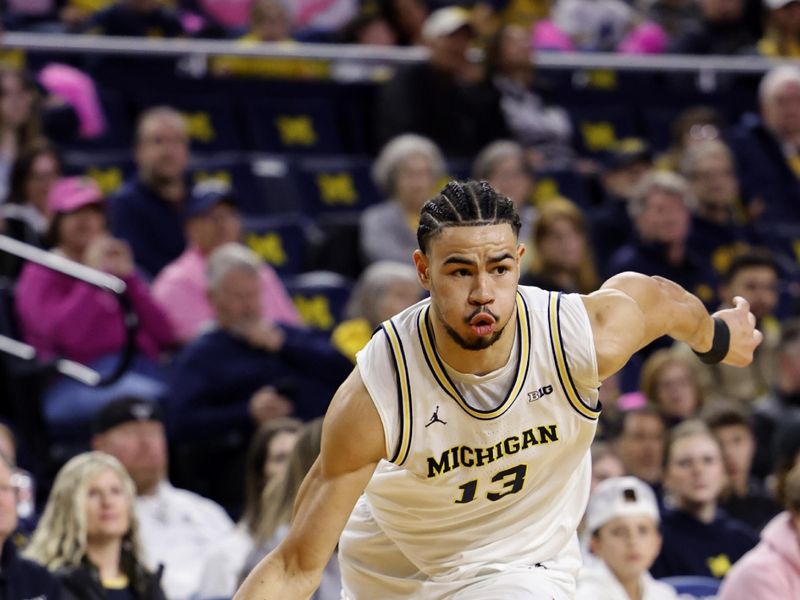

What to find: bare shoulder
left=320, top=367, right=388, bottom=479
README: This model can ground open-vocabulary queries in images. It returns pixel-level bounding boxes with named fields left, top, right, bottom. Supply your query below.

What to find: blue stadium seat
left=533, top=168, right=595, bottom=209
left=136, top=95, right=244, bottom=153
left=659, top=575, right=720, bottom=599
left=189, top=153, right=263, bottom=215
left=293, top=156, right=380, bottom=217
left=245, top=99, right=345, bottom=154
left=242, top=214, right=314, bottom=277
left=568, top=106, right=640, bottom=156
left=284, top=271, right=353, bottom=331
left=62, top=151, right=136, bottom=197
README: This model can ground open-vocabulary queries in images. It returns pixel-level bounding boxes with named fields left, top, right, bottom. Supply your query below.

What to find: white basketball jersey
left=343, top=286, right=601, bottom=586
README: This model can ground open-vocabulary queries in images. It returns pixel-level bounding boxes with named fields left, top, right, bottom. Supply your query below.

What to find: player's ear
left=413, top=249, right=431, bottom=290
left=517, top=243, right=526, bottom=262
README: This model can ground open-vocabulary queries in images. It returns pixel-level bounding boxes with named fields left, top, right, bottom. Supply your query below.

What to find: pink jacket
left=718, top=512, right=800, bottom=600
left=15, top=262, right=175, bottom=365
left=152, top=246, right=301, bottom=344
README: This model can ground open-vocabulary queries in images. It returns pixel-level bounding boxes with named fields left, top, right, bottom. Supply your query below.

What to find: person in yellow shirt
left=758, top=0, right=800, bottom=57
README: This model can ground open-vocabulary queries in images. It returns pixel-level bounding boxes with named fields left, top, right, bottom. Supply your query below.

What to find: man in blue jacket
left=0, top=451, right=61, bottom=600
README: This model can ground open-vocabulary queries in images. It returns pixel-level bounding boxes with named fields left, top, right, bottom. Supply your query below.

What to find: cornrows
left=417, top=180, right=521, bottom=253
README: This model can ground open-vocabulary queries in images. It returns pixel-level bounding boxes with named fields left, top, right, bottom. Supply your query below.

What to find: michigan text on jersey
left=426, top=424, right=560, bottom=478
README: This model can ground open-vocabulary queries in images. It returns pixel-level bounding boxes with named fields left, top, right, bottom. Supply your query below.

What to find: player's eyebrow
left=487, top=252, right=515, bottom=264
left=443, top=256, right=477, bottom=267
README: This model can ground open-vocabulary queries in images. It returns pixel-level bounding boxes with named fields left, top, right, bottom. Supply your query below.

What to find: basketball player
left=234, top=181, right=761, bottom=600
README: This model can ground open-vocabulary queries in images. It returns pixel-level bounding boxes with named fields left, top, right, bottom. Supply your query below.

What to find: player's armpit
left=234, top=368, right=386, bottom=600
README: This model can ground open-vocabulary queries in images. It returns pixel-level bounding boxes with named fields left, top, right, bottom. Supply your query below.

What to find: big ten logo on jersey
left=528, top=385, right=553, bottom=402
left=245, top=232, right=288, bottom=268
left=86, top=167, right=124, bottom=195
left=316, top=172, right=357, bottom=206
left=181, top=111, right=216, bottom=143
left=275, top=115, right=317, bottom=147
left=293, top=294, right=335, bottom=330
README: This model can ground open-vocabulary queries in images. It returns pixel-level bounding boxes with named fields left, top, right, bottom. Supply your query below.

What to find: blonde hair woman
left=25, top=451, right=166, bottom=600
left=522, top=197, right=599, bottom=294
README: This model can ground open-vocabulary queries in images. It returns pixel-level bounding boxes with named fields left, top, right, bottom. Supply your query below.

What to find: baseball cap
left=48, top=176, right=104, bottom=215
left=765, top=0, right=799, bottom=9
left=585, top=476, right=660, bottom=534
left=421, top=7, right=473, bottom=40
left=92, top=397, right=163, bottom=435
left=185, top=179, right=237, bottom=220
left=600, top=138, right=652, bottom=173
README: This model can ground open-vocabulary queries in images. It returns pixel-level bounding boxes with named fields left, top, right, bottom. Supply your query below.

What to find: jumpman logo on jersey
left=425, top=406, right=447, bottom=427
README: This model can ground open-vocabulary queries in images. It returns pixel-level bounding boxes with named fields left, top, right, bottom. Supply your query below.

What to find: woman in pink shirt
left=14, top=176, right=175, bottom=439
left=718, top=461, right=800, bottom=599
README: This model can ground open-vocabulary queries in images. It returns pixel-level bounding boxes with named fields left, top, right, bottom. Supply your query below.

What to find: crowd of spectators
left=2, top=1, right=800, bottom=599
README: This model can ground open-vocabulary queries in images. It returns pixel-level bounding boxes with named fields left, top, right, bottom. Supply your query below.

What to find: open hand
left=713, top=296, right=763, bottom=367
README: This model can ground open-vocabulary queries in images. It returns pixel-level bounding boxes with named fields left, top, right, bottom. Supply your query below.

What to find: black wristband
left=693, top=317, right=731, bottom=364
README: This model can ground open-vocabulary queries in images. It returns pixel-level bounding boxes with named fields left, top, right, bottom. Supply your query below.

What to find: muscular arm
left=234, top=368, right=387, bottom=600
left=583, top=272, right=762, bottom=381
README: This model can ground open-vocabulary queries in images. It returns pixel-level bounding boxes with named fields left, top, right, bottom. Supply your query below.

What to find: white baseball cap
left=421, top=7, right=473, bottom=40
left=585, top=476, right=660, bottom=534
left=765, top=0, right=800, bottom=9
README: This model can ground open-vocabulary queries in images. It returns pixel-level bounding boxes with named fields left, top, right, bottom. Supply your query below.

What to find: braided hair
left=417, top=180, right=521, bottom=254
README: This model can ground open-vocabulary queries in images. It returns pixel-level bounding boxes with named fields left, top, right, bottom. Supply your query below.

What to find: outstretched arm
left=234, top=368, right=386, bottom=600
left=583, top=272, right=762, bottom=380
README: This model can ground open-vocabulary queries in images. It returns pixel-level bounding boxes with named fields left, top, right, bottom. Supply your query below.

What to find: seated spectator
left=109, top=106, right=189, bottom=278
left=472, top=140, right=536, bottom=244
left=331, top=261, right=422, bottom=363
left=91, top=397, right=235, bottom=600
left=0, top=140, right=61, bottom=277
left=537, top=0, right=667, bottom=53
left=758, top=0, right=800, bottom=57
left=165, top=243, right=349, bottom=447
left=153, top=179, right=299, bottom=344
left=668, top=0, right=755, bottom=54
left=655, top=105, right=724, bottom=172
left=608, top=171, right=717, bottom=308
left=590, top=441, right=626, bottom=493
left=0, top=422, right=37, bottom=538
left=588, top=139, right=653, bottom=266
left=373, top=7, right=501, bottom=157
left=752, top=319, right=800, bottom=478
left=242, top=418, right=340, bottom=599
left=676, top=251, right=782, bottom=405
left=196, top=418, right=301, bottom=599
left=704, top=403, right=781, bottom=531
left=377, top=0, right=428, bottom=46
left=0, top=67, right=42, bottom=204
left=241, top=0, right=293, bottom=42
left=360, top=134, right=444, bottom=265
left=521, top=198, right=599, bottom=294
left=651, top=420, right=758, bottom=579
left=640, top=349, right=705, bottom=426
left=0, top=451, right=61, bottom=600
left=24, top=451, right=167, bottom=600
left=288, top=0, right=357, bottom=39
left=680, top=140, right=754, bottom=276
left=578, top=477, right=679, bottom=600
left=641, top=0, right=702, bottom=40
left=611, top=407, right=667, bottom=491
left=482, top=25, right=575, bottom=169
left=337, top=8, right=397, bottom=45
left=730, top=65, right=800, bottom=229
left=85, top=0, right=184, bottom=37
left=14, top=177, right=174, bottom=439
left=718, top=460, right=800, bottom=599
left=60, top=0, right=115, bottom=33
